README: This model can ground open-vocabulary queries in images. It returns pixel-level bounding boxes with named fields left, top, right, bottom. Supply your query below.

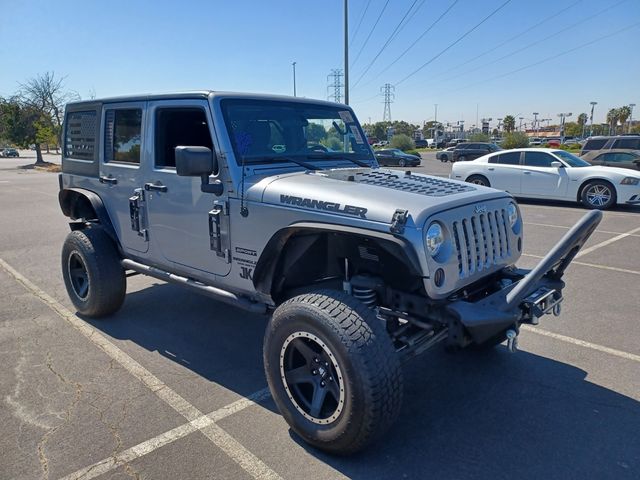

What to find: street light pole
left=629, top=103, right=636, bottom=133
left=557, top=112, right=572, bottom=143
left=344, top=0, right=349, bottom=105
left=533, top=112, right=539, bottom=138
left=519, top=117, right=523, bottom=131
left=434, top=104, right=438, bottom=145
left=589, top=102, right=597, bottom=137
left=291, top=61, right=297, bottom=97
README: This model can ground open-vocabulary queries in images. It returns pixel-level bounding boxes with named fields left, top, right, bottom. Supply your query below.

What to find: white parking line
left=575, top=226, right=640, bottom=258
left=59, top=389, right=271, bottom=480
left=525, top=222, right=640, bottom=238
left=0, top=258, right=281, bottom=480
left=522, top=253, right=640, bottom=276
left=520, top=203, right=640, bottom=218
left=522, top=326, right=640, bottom=363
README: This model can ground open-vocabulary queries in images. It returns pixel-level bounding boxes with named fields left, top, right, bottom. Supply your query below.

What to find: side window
left=105, top=109, right=142, bottom=164
left=612, top=138, right=640, bottom=149
left=524, top=151, right=554, bottom=167
left=155, top=108, right=213, bottom=169
left=583, top=139, right=607, bottom=151
left=65, top=110, right=97, bottom=160
left=609, top=153, right=634, bottom=163
left=496, top=151, right=520, bottom=165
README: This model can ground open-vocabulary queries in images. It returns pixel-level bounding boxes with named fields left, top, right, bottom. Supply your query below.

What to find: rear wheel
left=580, top=180, right=616, bottom=210
left=398, top=158, right=407, bottom=167
left=458, top=155, right=467, bottom=162
left=264, top=290, right=403, bottom=454
left=466, top=174, right=490, bottom=187
left=61, top=228, right=126, bottom=317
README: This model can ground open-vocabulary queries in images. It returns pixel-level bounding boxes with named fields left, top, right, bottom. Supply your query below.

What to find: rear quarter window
left=583, top=139, right=607, bottom=151
left=64, top=111, right=97, bottom=160
left=612, top=138, right=640, bottom=149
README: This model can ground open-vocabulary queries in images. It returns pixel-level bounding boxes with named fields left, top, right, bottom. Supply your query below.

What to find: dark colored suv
left=452, top=142, right=501, bottom=162
left=580, top=135, right=640, bottom=162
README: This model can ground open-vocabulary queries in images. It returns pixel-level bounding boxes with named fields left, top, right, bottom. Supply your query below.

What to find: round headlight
left=426, top=222, right=444, bottom=257
left=507, top=202, right=518, bottom=229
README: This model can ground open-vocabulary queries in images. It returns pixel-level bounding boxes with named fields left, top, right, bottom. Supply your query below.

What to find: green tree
left=563, top=122, right=582, bottom=137
left=390, top=134, right=415, bottom=151
left=468, top=133, right=490, bottom=142
left=306, top=123, right=327, bottom=143
left=618, top=105, right=631, bottom=132
left=501, top=132, right=529, bottom=149
left=577, top=113, right=588, bottom=127
left=0, top=98, right=47, bottom=154
left=502, top=115, right=516, bottom=133
left=606, top=108, right=620, bottom=135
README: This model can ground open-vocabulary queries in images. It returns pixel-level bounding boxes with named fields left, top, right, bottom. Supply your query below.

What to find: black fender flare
left=253, top=222, right=423, bottom=298
left=58, top=188, right=119, bottom=245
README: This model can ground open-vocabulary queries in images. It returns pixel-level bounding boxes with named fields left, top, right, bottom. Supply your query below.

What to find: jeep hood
left=250, top=168, right=511, bottom=227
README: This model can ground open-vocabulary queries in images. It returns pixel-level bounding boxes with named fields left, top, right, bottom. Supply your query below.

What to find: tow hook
left=506, top=329, right=518, bottom=353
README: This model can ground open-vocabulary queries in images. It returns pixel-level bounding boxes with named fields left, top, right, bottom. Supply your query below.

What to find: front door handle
left=144, top=182, right=168, bottom=192
left=488, top=167, right=495, bottom=171
left=523, top=171, right=532, bottom=175
left=99, top=175, right=118, bottom=185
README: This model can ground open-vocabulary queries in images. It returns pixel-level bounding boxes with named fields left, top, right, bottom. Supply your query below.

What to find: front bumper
left=618, top=185, right=640, bottom=205
left=446, top=210, right=602, bottom=344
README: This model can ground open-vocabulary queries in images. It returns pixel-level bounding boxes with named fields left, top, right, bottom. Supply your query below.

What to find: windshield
left=221, top=99, right=374, bottom=166
left=552, top=150, right=591, bottom=167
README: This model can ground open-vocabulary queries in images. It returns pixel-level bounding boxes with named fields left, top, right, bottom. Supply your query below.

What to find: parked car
left=528, top=138, right=542, bottom=146
left=374, top=148, right=421, bottom=167
left=580, top=135, right=640, bottom=162
left=587, top=150, right=640, bottom=170
left=452, top=142, right=501, bottom=162
left=446, top=138, right=465, bottom=148
left=450, top=147, right=640, bottom=209
left=1, top=148, right=19, bottom=157
left=414, top=139, right=429, bottom=148
left=372, top=140, right=389, bottom=148
left=436, top=146, right=455, bottom=162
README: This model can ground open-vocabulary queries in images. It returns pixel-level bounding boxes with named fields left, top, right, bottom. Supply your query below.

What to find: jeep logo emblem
left=474, top=204, right=487, bottom=214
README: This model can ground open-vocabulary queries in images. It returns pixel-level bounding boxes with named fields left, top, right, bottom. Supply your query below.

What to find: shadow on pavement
left=88, top=282, right=639, bottom=479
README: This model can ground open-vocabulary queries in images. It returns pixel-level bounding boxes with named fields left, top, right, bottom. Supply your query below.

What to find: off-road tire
left=264, top=290, right=403, bottom=454
left=61, top=227, right=126, bottom=317
left=466, top=174, right=490, bottom=187
left=580, top=180, right=616, bottom=210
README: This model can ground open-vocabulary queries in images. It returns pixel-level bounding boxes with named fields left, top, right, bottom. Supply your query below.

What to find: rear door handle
left=144, top=182, right=168, bottom=192
left=523, top=171, right=532, bottom=175
left=99, top=175, right=118, bottom=185
left=488, top=167, right=495, bottom=171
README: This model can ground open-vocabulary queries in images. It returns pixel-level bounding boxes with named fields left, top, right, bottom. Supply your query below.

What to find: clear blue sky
left=1, top=0, right=638, bottom=129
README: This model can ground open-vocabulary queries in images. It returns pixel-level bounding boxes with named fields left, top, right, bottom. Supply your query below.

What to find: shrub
left=501, top=132, right=529, bottom=149
left=390, top=134, right=415, bottom=151
left=320, top=135, right=343, bottom=151
left=468, top=133, right=490, bottom=142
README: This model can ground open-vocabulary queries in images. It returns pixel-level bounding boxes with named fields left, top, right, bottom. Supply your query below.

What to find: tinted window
left=583, top=139, right=608, bottom=150
left=604, top=152, right=638, bottom=163
left=496, top=151, right=521, bottom=165
left=105, top=109, right=142, bottom=164
left=64, top=111, right=97, bottom=160
left=524, top=151, right=555, bottom=167
left=155, top=108, right=213, bottom=168
left=612, top=138, right=640, bottom=149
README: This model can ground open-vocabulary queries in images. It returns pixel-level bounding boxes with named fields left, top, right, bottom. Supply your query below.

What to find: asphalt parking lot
left=1, top=151, right=639, bottom=480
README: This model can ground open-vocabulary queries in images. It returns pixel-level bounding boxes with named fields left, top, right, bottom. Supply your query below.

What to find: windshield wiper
left=306, top=153, right=371, bottom=168
left=253, top=156, right=321, bottom=170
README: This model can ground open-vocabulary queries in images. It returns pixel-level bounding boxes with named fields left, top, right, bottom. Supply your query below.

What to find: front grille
left=451, top=208, right=511, bottom=278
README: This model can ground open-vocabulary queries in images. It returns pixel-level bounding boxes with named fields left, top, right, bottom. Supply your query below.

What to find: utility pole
left=533, top=112, right=539, bottom=138
left=589, top=102, right=597, bottom=137
left=558, top=112, right=572, bottom=143
left=434, top=104, right=438, bottom=145
left=629, top=103, right=636, bottom=133
left=327, top=69, right=344, bottom=103
left=381, top=83, right=394, bottom=122
left=519, top=116, right=524, bottom=131
left=291, top=61, right=297, bottom=97
left=497, top=118, right=503, bottom=138
left=344, top=0, right=349, bottom=105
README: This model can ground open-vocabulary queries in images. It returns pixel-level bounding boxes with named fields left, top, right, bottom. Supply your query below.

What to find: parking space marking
left=59, top=389, right=271, bottom=480
left=525, top=222, right=640, bottom=238
left=522, top=253, right=640, bottom=276
left=522, top=326, right=640, bottom=363
left=519, top=203, right=640, bottom=218
left=0, top=257, right=282, bottom=480
left=575, top=226, right=640, bottom=258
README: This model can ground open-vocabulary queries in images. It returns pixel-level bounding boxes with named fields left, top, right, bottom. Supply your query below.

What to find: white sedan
left=450, top=148, right=640, bottom=209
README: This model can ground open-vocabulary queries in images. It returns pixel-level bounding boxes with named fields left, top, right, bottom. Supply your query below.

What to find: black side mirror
left=175, top=146, right=223, bottom=195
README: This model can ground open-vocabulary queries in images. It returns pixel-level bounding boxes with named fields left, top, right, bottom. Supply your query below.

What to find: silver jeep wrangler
left=58, top=91, right=601, bottom=454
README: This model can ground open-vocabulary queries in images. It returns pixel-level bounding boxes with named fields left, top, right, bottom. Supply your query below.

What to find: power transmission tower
left=381, top=83, right=394, bottom=122
left=327, top=69, right=344, bottom=103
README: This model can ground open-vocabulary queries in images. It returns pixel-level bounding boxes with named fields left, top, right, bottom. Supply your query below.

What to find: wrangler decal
left=280, top=195, right=368, bottom=219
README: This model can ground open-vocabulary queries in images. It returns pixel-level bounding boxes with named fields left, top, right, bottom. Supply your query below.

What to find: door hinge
left=129, top=188, right=149, bottom=240
left=208, top=200, right=230, bottom=262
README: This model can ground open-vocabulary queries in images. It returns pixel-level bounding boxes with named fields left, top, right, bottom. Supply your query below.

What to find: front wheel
left=466, top=174, right=491, bottom=187
left=264, top=290, right=403, bottom=454
left=398, top=158, right=407, bottom=167
left=580, top=180, right=616, bottom=210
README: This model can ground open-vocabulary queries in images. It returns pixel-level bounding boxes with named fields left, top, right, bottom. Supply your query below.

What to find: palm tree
left=606, top=108, right=620, bottom=135
left=503, top=115, right=516, bottom=133
left=577, top=113, right=588, bottom=137
left=618, top=106, right=631, bottom=133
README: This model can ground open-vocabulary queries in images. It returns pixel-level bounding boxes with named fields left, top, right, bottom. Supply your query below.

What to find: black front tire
left=466, top=174, right=491, bottom=187
left=61, top=228, right=126, bottom=317
left=264, top=290, right=403, bottom=455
